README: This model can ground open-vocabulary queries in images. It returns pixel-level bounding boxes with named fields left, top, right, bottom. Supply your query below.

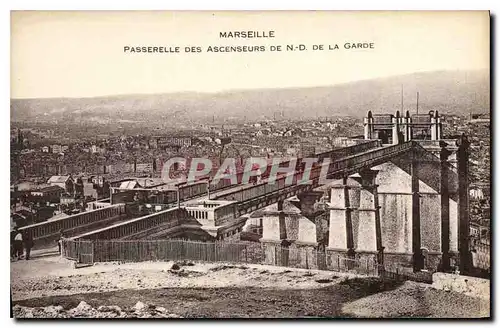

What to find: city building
left=51, top=144, right=62, bottom=154
left=30, top=185, right=64, bottom=203
left=47, top=175, right=75, bottom=194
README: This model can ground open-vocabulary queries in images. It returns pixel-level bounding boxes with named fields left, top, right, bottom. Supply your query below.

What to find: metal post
left=176, top=187, right=180, bottom=208
left=416, top=91, right=419, bottom=116
left=343, top=177, right=355, bottom=259
left=60, top=237, right=65, bottom=260
left=411, top=150, right=423, bottom=272
left=305, top=249, right=309, bottom=269
left=440, top=141, right=451, bottom=272
left=401, top=84, right=404, bottom=113
left=457, top=134, right=471, bottom=274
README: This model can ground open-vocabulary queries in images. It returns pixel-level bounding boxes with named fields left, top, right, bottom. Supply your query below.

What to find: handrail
left=72, top=207, right=188, bottom=241
left=215, top=142, right=414, bottom=204
left=17, top=204, right=126, bottom=239
left=410, top=141, right=458, bottom=172
left=212, top=140, right=388, bottom=200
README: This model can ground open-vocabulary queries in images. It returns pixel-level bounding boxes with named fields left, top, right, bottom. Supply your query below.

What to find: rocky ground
left=13, top=301, right=182, bottom=319
left=11, top=257, right=361, bottom=301
left=11, top=255, right=490, bottom=319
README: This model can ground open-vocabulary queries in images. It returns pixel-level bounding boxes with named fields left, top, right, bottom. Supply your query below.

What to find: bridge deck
left=212, top=142, right=410, bottom=202
left=18, top=140, right=459, bottom=244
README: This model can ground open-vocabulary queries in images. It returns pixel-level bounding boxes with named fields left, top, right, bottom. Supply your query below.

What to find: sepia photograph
left=9, top=10, right=491, bottom=319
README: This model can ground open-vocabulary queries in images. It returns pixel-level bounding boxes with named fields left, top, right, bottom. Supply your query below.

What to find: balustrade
left=72, top=207, right=186, bottom=240
left=227, top=142, right=413, bottom=212
left=19, top=204, right=126, bottom=239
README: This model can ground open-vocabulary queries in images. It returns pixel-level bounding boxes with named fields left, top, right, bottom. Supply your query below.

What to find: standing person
left=10, top=230, right=16, bottom=261
left=13, top=227, right=23, bottom=260
left=57, top=229, right=66, bottom=255
left=23, top=230, right=34, bottom=260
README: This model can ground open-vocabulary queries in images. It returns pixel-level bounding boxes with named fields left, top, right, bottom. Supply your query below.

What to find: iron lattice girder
left=232, top=141, right=414, bottom=213
left=216, top=140, right=460, bottom=216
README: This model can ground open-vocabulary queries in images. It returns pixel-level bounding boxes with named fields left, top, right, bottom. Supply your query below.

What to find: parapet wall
left=19, top=204, right=127, bottom=249
left=72, top=207, right=189, bottom=240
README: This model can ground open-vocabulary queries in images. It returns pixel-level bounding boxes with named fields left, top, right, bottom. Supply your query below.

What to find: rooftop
left=37, top=185, right=65, bottom=193
left=47, top=175, right=72, bottom=184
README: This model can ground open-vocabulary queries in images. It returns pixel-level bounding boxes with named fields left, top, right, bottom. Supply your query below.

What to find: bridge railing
left=412, top=139, right=460, bottom=149
left=18, top=204, right=127, bottom=248
left=86, top=198, right=111, bottom=211
left=255, top=139, right=382, bottom=179
left=411, top=141, right=458, bottom=171
left=216, top=142, right=414, bottom=208
left=322, top=141, right=413, bottom=178
left=315, top=139, right=382, bottom=162
left=71, top=207, right=188, bottom=241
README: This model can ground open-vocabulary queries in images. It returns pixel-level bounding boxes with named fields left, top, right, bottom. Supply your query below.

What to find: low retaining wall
left=432, top=272, right=490, bottom=300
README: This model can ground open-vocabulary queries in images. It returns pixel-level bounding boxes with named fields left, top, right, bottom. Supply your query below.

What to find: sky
left=10, top=11, right=489, bottom=99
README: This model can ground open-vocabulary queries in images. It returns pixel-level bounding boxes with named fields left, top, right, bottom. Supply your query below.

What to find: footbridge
left=17, top=132, right=470, bottom=274
left=17, top=139, right=388, bottom=246
left=211, top=141, right=423, bottom=215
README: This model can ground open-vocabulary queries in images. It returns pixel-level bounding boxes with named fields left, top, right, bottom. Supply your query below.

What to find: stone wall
left=378, top=193, right=412, bottom=253
left=325, top=159, right=460, bottom=271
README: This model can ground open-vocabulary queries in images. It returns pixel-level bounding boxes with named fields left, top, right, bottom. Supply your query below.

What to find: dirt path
left=11, top=256, right=490, bottom=318
left=11, top=256, right=363, bottom=301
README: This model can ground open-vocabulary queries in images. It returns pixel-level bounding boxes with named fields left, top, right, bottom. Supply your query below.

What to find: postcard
left=10, top=10, right=490, bottom=319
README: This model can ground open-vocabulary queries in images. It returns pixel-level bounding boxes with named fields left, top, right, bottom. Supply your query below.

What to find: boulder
left=75, top=301, right=93, bottom=312
left=68, top=301, right=95, bottom=317
left=132, top=301, right=148, bottom=312
left=155, top=306, right=167, bottom=313
left=44, top=305, right=64, bottom=316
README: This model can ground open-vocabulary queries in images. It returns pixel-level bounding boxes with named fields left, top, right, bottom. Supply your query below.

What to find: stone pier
left=296, top=190, right=325, bottom=248
left=354, top=169, right=382, bottom=264
left=326, top=177, right=355, bottom=259
left=260, top=200, right=291, bottom=265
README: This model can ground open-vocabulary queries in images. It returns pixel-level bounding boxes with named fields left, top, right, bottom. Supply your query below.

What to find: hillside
left=11, top=69, right=490, bottom=124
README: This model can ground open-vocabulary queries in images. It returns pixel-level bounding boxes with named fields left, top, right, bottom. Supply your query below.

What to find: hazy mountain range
left=11, top=69, right=490, bottom=124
